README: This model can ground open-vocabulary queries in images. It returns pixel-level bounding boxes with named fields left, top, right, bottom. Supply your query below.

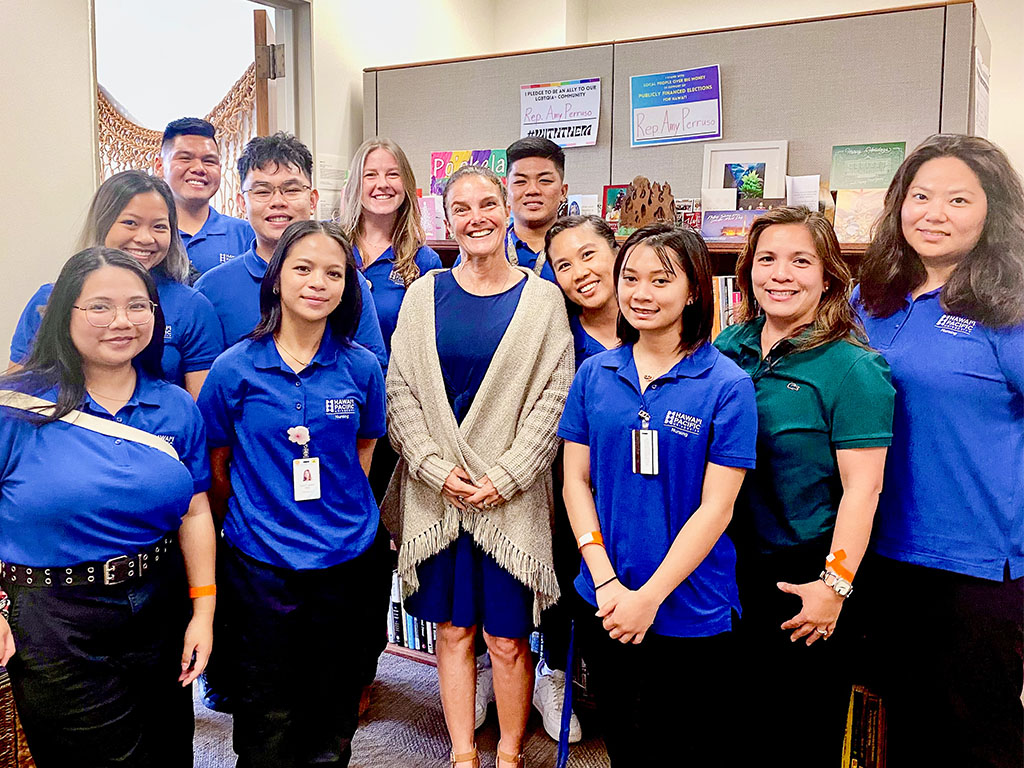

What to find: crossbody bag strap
left=0, top=389, right=180, bottom=462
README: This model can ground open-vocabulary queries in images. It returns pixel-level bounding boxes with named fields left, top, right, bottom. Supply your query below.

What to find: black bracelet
left=594, top=576, right=619, bottom=591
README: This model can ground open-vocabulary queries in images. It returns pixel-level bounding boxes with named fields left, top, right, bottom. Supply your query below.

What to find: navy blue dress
left=404, top=270, right=534, bottom=638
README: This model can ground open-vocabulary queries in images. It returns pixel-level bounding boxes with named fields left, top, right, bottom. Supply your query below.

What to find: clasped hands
left=442, top=467, right=505, bottom=511
left=595, top=579, right=658, bottom=645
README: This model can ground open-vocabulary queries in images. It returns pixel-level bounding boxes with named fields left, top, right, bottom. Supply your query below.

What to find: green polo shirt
left=714, top=317, right=895, bottom=554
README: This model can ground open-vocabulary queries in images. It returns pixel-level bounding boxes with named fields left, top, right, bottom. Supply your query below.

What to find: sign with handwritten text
left=520, top=78, right=601, bottom=148
left=630, top=65, right=722, bottom=147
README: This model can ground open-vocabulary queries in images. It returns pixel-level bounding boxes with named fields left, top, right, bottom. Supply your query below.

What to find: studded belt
left=0, top=536, right=176, bottom=587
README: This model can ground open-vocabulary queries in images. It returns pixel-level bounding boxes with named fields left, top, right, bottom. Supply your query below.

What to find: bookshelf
left=385, top=643, right=437, bottom=667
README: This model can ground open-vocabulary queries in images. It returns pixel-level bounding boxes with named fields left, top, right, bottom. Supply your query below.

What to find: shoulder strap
left=0, top=390, right=180, bottom=462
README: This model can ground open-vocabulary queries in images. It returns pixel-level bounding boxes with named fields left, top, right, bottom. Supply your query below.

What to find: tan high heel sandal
left=450, top=747, right=480, bottom=768
left=496, top=747, right=524, bottom=768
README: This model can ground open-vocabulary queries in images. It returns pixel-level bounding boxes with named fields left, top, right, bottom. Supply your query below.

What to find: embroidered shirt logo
left=219, top=253, right=235, bottom=264
left=164, top=325, right=173, bottom=340
left=787, top=382, right=801, bottom=391
left=663, top=410, right=702, bottom=437
left=158, top=435, right=175, bottom=445
left=935, top=314, right=976, bottom=336
left=388, top=266, right=405, bottom=286
left=325, top=398, right=356, bottom=419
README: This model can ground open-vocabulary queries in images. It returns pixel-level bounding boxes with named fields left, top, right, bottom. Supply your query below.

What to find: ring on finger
left=815, top=628, right=829, bottom=636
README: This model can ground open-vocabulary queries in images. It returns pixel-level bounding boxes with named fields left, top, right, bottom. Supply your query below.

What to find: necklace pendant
left=643, top=373, right=653, bottom=381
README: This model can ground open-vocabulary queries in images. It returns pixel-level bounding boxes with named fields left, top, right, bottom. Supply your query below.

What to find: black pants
left=221, top=524, right=392, bottom=768
left=860, top=555, right=1023, bottom=768
left=578, top=607, right=735, bottom=767
left=538, top=470, right=582, bottom=672
left=4, top=553, right=193, bottom=768
left=734, top=542, right=863, bottom=762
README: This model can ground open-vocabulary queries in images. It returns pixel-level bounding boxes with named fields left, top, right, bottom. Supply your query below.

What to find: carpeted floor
left=194, top=651, right=610, bottom=767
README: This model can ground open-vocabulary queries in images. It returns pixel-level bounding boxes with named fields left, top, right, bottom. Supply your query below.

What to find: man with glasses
left=195, top=132, right=386, bottom=367
left=156, top=118, right=254, bottom=276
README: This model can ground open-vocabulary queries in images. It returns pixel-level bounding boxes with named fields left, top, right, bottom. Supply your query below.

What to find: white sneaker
left=475, top=653, right=494, bottom=730
left=532, top=664, right=581, bottom=743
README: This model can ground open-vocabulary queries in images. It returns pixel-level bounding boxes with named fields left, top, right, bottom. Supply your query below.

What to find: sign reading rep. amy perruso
left=520, top=78, right=601, bottom=148
left=630, top=66, right=722, bottom=147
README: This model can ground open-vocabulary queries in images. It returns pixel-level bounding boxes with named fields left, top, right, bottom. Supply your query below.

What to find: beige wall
left=311, top=0, right=497, bottom=172
left=582, top=0, right=1024, bottom=172
left=1, top=0, right=99, bottom=358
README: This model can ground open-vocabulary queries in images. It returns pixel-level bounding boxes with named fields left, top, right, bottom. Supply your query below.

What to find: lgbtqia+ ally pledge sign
left=520, top=78, right=601, bottom=148
left=630, top=65, right=722, bottom=148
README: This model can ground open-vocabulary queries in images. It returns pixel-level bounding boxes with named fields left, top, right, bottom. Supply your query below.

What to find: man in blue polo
left=195, top=132, right=386, bottom=368
left=155, top=118, right=254, bottom=275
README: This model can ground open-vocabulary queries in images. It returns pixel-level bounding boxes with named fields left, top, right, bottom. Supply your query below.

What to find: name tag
left=293, top=457, right=321, bottom=501
left=631, top=429, right=659, bottom=476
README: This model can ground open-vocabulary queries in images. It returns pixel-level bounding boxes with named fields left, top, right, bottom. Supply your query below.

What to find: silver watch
left=819, top=569, right=853, bottom=598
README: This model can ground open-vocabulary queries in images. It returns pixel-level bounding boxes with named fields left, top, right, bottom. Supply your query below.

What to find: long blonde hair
left=340, top=138, right=426, bottom=287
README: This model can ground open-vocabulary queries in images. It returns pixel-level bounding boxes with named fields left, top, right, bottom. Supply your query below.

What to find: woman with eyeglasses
left=8, top=171, right=225, bottom=400
left=0, top=247, right=217, bottom=767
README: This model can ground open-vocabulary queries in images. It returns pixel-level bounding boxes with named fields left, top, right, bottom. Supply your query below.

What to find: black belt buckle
left=103, top=555, right=135, bottom=585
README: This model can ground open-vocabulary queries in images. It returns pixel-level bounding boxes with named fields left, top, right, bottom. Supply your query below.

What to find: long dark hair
left=735, top=206, right=866, bottom=350
left=1, top=248, right=165, bottom=423
left=79, top=170, right=189, bottom=283
left=858, top=134, right=1024, bottom=327
left=614, top=223, right=714, bottom=355
left=252, top=220, right=362, bottom=342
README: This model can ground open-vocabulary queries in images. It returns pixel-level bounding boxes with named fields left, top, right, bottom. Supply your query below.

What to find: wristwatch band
left=819, top=569, right=854, bottom=598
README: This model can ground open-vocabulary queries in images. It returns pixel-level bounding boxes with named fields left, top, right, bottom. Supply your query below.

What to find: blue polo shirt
left=453, top=224, right=557, bottom=282
left=194, top=245, right=387, bottom=370
left=198, top=327, right=386, bottom=570
left=180, top=206, right=255, bottom=274
left=569, top=314, right=613, bottom=370
left=557, top=342, right=757, bottom=637
left=854, top=286, right=1024, bottom=580
left=353, top=243, right=442, bottom=357
left=0, top=371, right=209, bottom=566
left=9, top=275, right=225, bottom=387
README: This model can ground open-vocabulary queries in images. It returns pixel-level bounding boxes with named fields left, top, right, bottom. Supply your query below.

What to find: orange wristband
left=577, top=531, right=604, bottom=551
left=189, top=584, right=216, bottom=599
left=825, top=550, right=855, bottom=582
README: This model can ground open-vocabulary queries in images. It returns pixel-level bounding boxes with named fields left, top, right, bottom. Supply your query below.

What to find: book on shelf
left=387, top=569, right=437, bottom=656
left=710, top=275, right=741, bottom=340
left=843, top=685, right=886, bottom=768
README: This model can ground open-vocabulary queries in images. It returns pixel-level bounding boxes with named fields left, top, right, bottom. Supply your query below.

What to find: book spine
left=425, top=621, right=435, bottom=654
left=390, top=572, right=403, bottom=647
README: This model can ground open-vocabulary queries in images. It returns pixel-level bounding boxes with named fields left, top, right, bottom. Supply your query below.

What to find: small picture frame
left=602, top=185, right=630, bottom=224
left=702, top=141, right=789, bottom=199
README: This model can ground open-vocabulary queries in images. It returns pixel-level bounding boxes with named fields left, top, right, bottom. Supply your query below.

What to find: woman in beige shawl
left=383, top=165, right=573, bottom=768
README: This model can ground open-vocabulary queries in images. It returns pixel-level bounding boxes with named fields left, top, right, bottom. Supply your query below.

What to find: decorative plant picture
left=724, top=163, right=766, bottom=198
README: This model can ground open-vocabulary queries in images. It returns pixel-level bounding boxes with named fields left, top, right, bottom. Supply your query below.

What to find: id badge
left=293, top=457, right=321, bottom=501
left=631, top=429, right=659, bottom=476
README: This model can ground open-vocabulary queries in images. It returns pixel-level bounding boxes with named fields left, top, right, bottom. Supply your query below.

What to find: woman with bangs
left=855, top=134, right=1024, bottom=767
left=557, top=223, right=757, bottom=765
left=714, top=206, right=894, bottom=759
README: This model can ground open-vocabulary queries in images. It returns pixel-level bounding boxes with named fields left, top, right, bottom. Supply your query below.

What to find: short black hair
left=252, top=220, right=362, bottom=343
left=237, top=132, right=314, bottom=184
left=162, top=117, right=217, bottom=151
left=506, top=137, right=565, bottom=178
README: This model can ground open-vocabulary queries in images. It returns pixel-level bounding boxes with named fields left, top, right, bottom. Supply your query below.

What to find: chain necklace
left=274, top=336, right=315, bottom=368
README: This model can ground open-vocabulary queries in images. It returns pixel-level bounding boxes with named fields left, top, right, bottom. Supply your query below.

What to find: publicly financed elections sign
left=630, top=66, right=722, bottom=147
left=520, top=78, right=601, bottom=148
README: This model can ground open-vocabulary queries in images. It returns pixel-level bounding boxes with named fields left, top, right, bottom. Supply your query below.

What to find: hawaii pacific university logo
left=934, top=314, right=976, bottom=337
left=663, top=410, right=702, bottom=437
left=324, top=398, right=357, bottom=419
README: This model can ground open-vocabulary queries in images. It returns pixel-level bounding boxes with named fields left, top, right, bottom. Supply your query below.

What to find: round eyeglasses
left=72, top=300, right=157, bottom=328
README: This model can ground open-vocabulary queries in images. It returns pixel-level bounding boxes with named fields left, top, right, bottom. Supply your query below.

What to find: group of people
left=0, top=121, right=1020, bottom=768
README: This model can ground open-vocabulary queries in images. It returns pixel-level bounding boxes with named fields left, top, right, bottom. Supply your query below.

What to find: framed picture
left=702, top=141, right=789, bottom=199
left=602, top=185, right=630, bottom=224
